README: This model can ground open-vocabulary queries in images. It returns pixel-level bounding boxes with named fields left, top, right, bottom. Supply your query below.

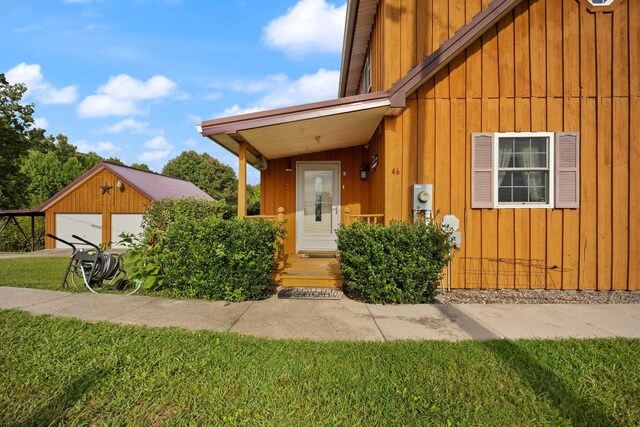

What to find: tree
left=21, top=151, right=87, bottom=206
left=162, top=151, right=238, bottom=216
left=247, top=184, right=260, bottom=215
left=0, top=74, right=37, bottom=208
left=130, top=163, right=151, bottom=171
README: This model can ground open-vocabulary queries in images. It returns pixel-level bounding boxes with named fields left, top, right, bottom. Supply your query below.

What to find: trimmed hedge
left=157, top=217, right=284, bottom=301
left=123, top=198, right=285, bottom=302
left=142, top=197, right=229, bottom=234
left=336, top=221, right=451, bottom=304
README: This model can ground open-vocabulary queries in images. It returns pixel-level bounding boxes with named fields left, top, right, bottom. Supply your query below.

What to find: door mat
left=278, top=287, right=343, bottom=300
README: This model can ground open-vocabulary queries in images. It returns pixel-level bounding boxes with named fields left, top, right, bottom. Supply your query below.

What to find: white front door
left=296, top=162, right=340, bottom=252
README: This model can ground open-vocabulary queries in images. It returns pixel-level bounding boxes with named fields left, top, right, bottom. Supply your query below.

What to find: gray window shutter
left=554, top=132, right=580, bottom=208
left=471, top=133, right=494, bottom=208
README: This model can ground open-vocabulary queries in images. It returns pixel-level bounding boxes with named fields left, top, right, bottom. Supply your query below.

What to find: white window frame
left=493, top=132, right=555, bottom=209
left=587, top=0, right=614, bottom=5
left=360, top=46, right=371, bottom=94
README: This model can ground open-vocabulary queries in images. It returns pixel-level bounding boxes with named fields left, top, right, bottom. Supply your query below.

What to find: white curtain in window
left=499, top=143, right=512, bottom=187
left=516, top=143, right=545, bottom=202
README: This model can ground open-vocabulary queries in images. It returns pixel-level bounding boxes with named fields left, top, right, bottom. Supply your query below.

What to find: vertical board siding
left=44, top=169, right=151, bottom=249
left=378, top=0, right=636, bottom=290
left=260, top=146, right=374, bottom=254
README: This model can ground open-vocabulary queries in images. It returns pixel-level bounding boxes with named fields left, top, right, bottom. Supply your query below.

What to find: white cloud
left=75, top=140, right=120, bottom=155
left=34, top=117, right=49, bottom=129
left=140, top=150, right=171, bottom=162
left=216, top=68, right=339, bottom=117
left=105, top=118, right=155, bottom=134
left=78, top=96, right=136, bottom=118
left=143, top=136, right=173, bottom=150
left=5, top=63, right=78, bottom=104
left=263, top=0, right=346, bottom=56
left=203, top=92, right=222, bottom=100
left=184, top=138, right=198, bottom=147
left=77, top=74, right=177, bottom=118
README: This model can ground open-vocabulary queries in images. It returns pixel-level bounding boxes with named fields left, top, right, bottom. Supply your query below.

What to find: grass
left=0, top=258, right=70, bottom=291
left=1, top=310, right=639, bottom=426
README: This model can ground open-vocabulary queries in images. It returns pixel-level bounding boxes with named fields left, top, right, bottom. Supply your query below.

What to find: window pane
left=514, top=138, right=530, bottom=154
left=498, top=171, right=510, bottom=186
left=498, top=187, right=512, bottom=202
left=530, top=137, right=547, bottom=153
left=498, top=139, right=514, bottom=167
left=513, top=187, right=529, bottom=202
left=511, top=171, right=526, bottom=186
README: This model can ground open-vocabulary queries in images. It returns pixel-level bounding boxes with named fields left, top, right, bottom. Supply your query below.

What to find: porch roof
left=199, top=92, right=392, bottom=167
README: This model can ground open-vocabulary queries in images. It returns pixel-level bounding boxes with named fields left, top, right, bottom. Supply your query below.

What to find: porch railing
left=245, top=207, right=285, bottom=223
left=343, top=207, right=384, bottom=226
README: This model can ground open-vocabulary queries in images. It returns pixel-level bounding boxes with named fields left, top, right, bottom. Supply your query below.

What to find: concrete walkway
left=1, top=287, right=639, bottom=341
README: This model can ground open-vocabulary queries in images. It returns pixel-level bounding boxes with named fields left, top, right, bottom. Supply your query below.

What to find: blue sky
left=1, top=0, right=347, bottom=184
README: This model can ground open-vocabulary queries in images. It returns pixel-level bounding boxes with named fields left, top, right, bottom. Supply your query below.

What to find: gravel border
left=435, top=288, right=640, bottom=304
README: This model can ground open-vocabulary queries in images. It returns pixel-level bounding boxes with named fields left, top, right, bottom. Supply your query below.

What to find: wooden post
left=344, top=207, right=350, bottom=226
left=238, top=142, right=247, bottom=218
left=30, top=215, right=35, bottom=252
left=277, top=207, right=285, bottom=223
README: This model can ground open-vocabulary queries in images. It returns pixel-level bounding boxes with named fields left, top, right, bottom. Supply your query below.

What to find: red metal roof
left=37, top=161, right=213, bottom=212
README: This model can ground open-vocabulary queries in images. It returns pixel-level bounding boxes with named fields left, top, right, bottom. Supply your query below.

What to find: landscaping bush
left=142, top=197, right=230, bottom=235
left=336, top=220, right=451, bottom=304
left=156, top=217, right=285, bottom=301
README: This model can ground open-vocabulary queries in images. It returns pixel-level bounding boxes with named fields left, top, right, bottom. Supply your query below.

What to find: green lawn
left=1, top=310, right=638, bottom=426
left=0, top=258, right=71, bottom=291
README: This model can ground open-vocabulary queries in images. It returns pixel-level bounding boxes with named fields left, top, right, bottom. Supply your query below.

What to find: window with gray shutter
left=554, top=132, right=580, bottom=208
left=471, top=132, right=580, bottom=209
left=471, top=133, right=494, bottom=208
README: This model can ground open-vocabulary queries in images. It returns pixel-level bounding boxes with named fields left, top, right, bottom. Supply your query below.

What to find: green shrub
left=156, top=217, right=285, bottom=301
left=142, top=197, right=230, bottom=235
left=336, top=221, right=451, bottom=304
left=120, top=197, right=234, bottom=293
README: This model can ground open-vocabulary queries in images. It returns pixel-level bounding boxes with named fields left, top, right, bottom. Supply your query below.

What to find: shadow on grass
left=13, top=368, right=106, bottom=427
left=436, top=305, right=619, bottom=426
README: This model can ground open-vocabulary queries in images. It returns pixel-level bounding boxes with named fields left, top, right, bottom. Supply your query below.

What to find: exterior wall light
left=116, top=180, right=124, bottom=189
left=360, top=163, right=368, bottom=180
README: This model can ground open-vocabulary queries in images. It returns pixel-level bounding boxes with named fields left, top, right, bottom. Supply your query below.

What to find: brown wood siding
left=44, top=168, right=151, bottom=248
left=381, top=0, right=637, bottom=290
left=260, top=147, right=378, bottom=254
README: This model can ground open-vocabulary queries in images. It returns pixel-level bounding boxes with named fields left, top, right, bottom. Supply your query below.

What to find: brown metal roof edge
left=200, top=90, right=390, bottom=137
left=388, top=0, right=523, bottom=107
left=338, top=0, right=360, bottom=98
left=0, top=209, right=45, bottom=217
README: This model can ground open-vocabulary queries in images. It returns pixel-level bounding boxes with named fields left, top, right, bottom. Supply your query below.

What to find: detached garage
left=39, top=161, right=213, bottom=249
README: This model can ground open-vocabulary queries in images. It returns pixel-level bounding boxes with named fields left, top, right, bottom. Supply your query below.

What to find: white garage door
left=111, top=214, right=144, bottom=248
left=55, top=214, right=102, bottom=248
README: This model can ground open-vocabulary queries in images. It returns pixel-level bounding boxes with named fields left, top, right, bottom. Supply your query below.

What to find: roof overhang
left=338, top=0, right=379, bottom=98
left=200, top=92, right=391, bottom=164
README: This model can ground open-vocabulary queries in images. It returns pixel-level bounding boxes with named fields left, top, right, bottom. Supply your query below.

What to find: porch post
left=238, top=142, right=247, bottom=218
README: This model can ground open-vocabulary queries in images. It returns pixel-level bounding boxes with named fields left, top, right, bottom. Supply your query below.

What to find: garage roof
left=37, top=161, right=213, bottom=211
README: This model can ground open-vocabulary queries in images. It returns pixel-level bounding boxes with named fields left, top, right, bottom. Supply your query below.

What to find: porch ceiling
left=200, top=92, right=390, bottom=164
left=237, top=105, right=388, bottom=159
